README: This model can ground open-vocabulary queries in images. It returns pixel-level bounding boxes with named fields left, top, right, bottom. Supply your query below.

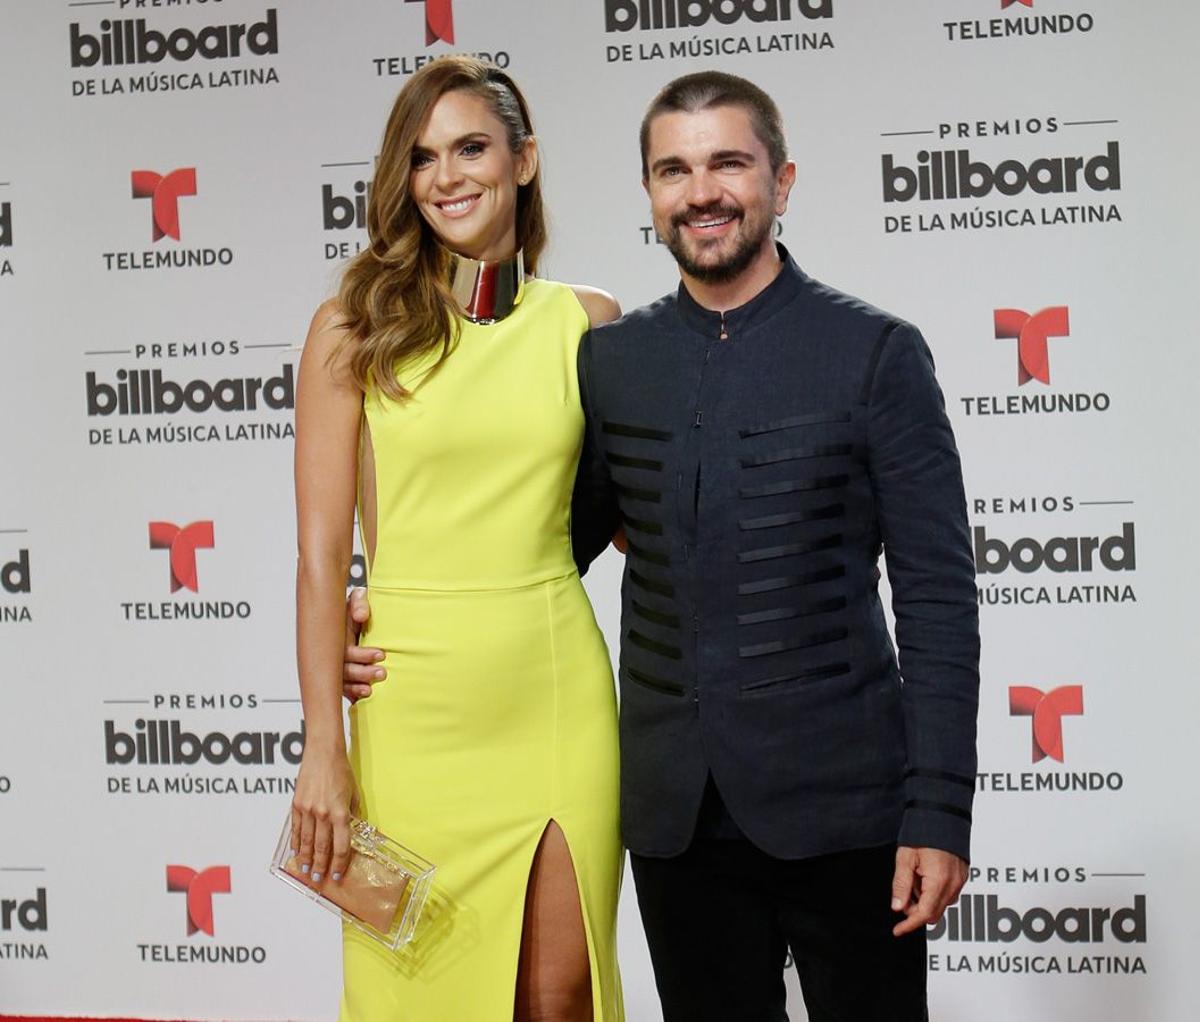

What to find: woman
left=290, top=57, right=623, bottom=1021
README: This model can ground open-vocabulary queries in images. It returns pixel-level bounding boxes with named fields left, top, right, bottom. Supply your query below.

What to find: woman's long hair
left=334, top=57, right=548, bottom=400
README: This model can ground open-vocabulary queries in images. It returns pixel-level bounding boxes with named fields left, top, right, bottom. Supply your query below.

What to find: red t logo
left=131, top=168, right=197, bottom=242
left=1009, top=685, right=1084, bottom=763
left=405, top=0, right=455, bottom=45
left=149, top=520, right=214, bottom=593
left=166, top=865, right=231, bottom=936
left=994, top=306, right=1070, bottom=385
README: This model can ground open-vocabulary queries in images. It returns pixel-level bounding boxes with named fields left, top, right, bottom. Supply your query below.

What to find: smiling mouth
left=688, top=215, right=735, bottom=229
left=434, top=194, right=480, bottom=215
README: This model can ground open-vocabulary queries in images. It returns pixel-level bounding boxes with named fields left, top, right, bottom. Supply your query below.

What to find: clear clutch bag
left=270, top=811, right=435, bottom=950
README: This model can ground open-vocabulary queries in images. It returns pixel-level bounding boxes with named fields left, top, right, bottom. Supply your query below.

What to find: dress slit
left=511, top=817, right=608, bottom=1021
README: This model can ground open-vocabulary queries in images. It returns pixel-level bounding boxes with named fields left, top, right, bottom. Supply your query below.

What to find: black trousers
left=630, top=781, right=927, bottom=1022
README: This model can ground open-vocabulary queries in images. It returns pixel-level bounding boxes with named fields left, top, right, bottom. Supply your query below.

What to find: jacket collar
left=675, top=243, right=806, bottom=341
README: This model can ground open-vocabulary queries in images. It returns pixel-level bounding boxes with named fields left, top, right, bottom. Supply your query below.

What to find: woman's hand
left=290, top=749, right=358, bottom=884
left=343, top=587, right=386, bottom=703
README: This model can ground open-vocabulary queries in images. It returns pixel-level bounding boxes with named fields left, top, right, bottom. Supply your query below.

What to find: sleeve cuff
left=898, top=768, right=975, bottom=861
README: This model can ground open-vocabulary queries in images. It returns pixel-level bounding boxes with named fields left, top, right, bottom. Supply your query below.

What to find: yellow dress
left=343, top=279, right=623, bottom=1020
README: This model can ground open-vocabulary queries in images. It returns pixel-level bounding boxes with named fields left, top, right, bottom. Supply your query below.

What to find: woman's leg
left=514, top=821, right=594, bottom=1022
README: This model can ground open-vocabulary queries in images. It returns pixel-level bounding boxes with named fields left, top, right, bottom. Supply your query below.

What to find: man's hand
left=890, top=846, right=968, bottom=937
left=342, top=587, right=385, bottom=703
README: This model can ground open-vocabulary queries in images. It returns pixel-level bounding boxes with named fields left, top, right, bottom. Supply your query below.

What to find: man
left=345, top=72, right=979, bottom=1021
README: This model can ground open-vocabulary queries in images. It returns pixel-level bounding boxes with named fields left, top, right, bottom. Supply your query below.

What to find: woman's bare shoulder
left=307, top=298, right=349, bottom=345
left=299, top=298, right=358, bottom=387
left=564, top=283, right=622, bottom=329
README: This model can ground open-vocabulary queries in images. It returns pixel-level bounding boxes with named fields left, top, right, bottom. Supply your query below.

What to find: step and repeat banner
left=2, top=1, right=1198, bottom=1019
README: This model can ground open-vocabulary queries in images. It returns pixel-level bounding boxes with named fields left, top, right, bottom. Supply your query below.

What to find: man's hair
left=639, top=71, right=788, bottom=178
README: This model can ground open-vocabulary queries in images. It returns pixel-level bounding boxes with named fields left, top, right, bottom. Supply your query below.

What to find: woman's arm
left=291, top=299, right=363, bottom=885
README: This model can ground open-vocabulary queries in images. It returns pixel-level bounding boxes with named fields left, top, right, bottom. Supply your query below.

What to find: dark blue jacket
left=572, top=249, right=980, bottom=861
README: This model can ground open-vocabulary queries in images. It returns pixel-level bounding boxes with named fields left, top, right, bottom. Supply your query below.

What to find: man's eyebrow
left=650, top=154, right=686, bottom=175
left=709, top=149, right=757, bottom=164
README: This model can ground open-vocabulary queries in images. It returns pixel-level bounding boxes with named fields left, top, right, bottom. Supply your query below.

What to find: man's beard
left=663, top=202, right=774, bottom=285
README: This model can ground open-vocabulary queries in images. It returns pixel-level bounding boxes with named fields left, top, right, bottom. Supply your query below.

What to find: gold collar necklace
left=445, top=247, right=525, bottom=325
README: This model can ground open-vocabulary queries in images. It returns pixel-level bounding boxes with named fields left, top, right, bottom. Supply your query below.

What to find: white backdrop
left=2, top=1, right=1199, bottom=1019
